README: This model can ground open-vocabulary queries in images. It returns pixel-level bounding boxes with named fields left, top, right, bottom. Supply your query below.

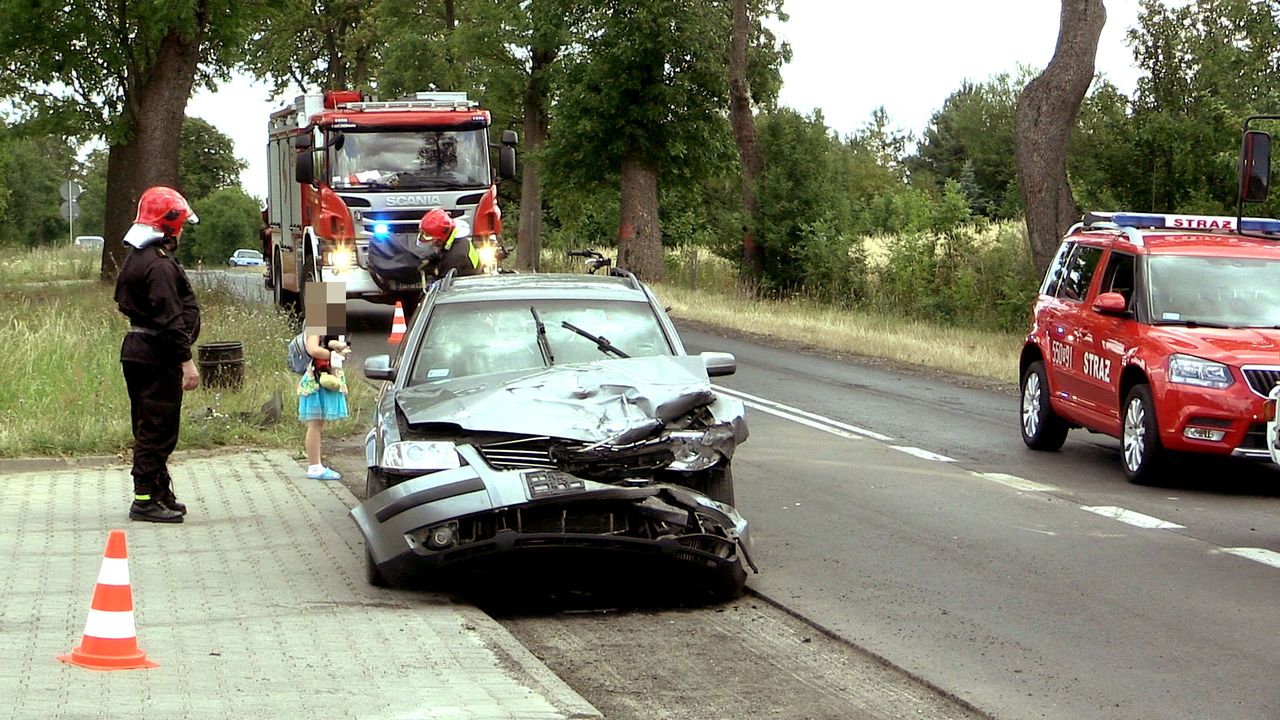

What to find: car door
left=1046, top=242, right=1106, bottom=416
left=1073, top=250, right=1136, bottom=430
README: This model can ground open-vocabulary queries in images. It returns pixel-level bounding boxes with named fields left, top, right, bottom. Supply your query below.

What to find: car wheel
left=364, top=469, right=392, bottom=587
left=1122, top=384, right=1166, bottom=484
left=1020, top=361, right=1069, bottom=451
left=693, top=463, right=735, bottom=506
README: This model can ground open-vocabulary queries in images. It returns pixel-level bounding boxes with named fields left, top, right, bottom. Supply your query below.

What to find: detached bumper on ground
left=351, top=446, right=755, bottom=598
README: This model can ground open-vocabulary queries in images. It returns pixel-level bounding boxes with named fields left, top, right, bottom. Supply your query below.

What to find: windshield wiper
left=1153, top=319, right=1233, bottom=329
left=560, top=321, right=629, bottom=358
left=531, top=307, right=555, bottom=366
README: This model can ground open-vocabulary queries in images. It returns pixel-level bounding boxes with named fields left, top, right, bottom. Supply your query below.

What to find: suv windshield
left=1148, top=255, right=1280, bottom=327
left=330, top=129, right=490, bottom=189
left=407, top=299, right=672, bottom=384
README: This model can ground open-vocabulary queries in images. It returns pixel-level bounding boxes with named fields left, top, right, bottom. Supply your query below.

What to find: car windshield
left=329, top=129, right=490, bottom=190
left=406, top=299, right=673, bottom=385
left=238, top=251, right=262, bottom=259
left=1148, top=255, right=1280, bottom=327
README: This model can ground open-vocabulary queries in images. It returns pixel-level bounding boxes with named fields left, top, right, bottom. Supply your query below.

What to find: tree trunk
left=100, top=27, right=204, bottom=280
left=618, top=151, right=664, bottom=282
left=1013, top=0, right=1105, bottom=274
left=516, top=46, right=555, bottom=272
left=729, top=0, right=763, bottom=280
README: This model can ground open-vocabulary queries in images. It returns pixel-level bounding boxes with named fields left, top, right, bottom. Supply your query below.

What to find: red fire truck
left=264, top=90, right=516, bottom=315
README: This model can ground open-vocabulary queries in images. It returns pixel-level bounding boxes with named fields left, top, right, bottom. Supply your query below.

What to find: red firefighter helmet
left=417, top=208, right=456, bottom=246
left=124, top=186, right=199, bottom=247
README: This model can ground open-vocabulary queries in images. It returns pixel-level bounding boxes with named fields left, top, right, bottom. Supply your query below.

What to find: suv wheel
left=1020, top=361, right=1069, bottom=450
left=1122, top=384, right=1166, bottom=484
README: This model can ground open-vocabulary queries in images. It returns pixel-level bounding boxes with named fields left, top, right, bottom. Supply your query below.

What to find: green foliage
left=179, top=118, right=247, bottom=201
left=181, top=187, right=264, bottom=265
left=0, top=130, right=77, bottom=247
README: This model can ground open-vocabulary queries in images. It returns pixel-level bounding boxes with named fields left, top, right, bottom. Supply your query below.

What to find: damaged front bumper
left=351, top=445, right=755, bottom=595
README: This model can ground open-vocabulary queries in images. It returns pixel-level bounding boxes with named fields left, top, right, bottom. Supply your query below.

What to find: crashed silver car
left=352, top=272, right=755, bottom=599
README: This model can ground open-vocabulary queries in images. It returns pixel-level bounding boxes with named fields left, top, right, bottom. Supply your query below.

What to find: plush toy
left=314, top=338, right=350, bottom=393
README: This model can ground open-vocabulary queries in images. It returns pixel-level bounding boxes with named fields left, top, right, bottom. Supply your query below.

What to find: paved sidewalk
left=0, top=450, right=601, bottom=720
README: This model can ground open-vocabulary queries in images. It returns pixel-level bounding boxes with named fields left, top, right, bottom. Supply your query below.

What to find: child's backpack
left=286, top=333, right=310, bottom=374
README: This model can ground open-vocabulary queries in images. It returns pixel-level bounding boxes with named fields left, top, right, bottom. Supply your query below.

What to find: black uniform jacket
left=115, top=244, right=202, bottom=365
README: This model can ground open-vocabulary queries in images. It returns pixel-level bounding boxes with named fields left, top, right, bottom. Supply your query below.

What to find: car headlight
left=666, top=428, right=731, bottom=472
left=381, top=441, right=461, bottom=471
left=1168, top=354, right=1234, bottom=390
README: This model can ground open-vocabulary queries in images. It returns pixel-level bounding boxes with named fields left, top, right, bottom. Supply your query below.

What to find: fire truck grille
left=1241, top=366, right=1280, bottom=397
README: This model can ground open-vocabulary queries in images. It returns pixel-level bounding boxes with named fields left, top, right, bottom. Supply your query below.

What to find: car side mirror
left=1240, top=130, right=1272, bottom=203
left=700, top=351, right=736, bottom=377
left=363, top=354, right=395, bottom=381
left=1092, top=292, right=1129, bottom=316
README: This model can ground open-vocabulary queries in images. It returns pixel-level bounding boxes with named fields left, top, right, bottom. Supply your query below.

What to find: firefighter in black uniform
left=115, top=186, right=202, bottom=523
left=417, top=208, right=482, bottom=279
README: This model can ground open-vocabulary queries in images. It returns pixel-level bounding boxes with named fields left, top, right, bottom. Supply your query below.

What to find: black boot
left=156, top=474, right=187, bottom=515
left=129, top=500, right=184, bottom=523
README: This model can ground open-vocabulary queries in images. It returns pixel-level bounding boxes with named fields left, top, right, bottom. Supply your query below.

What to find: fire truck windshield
left=329, top=129, right=490, bottom=190
left=1148, top=255, right=1280, bottom=328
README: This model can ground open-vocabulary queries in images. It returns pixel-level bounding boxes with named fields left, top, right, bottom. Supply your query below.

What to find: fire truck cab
left=265, top=90, right=517, bottom=314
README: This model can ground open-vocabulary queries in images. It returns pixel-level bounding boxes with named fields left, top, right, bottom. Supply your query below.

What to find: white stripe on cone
left=82, top=609, right=138, bottom=640
left=96, top=557, right=130, bottom=586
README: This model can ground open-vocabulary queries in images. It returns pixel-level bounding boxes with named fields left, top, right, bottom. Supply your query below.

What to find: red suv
left=1020, top=211, right=1280, bottom=482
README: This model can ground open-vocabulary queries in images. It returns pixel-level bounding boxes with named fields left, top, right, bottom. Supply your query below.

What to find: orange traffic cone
left=58, top=530, right=158, bottom=671
left=387, top=301, right=407, bottom=344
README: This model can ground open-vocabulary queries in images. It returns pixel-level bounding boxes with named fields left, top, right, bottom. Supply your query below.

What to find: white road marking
left=735, top=400, right=863, bottom=439
left=1081, top=506, right=1185, bottom=529
left=973, top=472, right=1057, bottom=492
left=712, top=385, right=894, bottom=441
left=1222, top=547, right=1280, bottom=570
left=890, top=446, right=956, bottom=463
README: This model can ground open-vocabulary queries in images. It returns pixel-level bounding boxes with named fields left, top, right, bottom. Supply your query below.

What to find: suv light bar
left=1085, top=211, right=1280, bottom=234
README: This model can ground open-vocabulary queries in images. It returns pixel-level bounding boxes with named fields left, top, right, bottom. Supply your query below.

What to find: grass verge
left=0, top=279, right=372, bottom=459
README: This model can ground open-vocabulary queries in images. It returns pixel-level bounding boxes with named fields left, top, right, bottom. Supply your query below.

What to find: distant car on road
left=73, top=235, right=104, bottom=250
left=352, top=270, right=755, bottom=599
left=228, top=249, right=264, bottom=267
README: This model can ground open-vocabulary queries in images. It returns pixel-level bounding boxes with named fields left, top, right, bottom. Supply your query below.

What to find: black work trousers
left=123, top=361, right=183, bottom=499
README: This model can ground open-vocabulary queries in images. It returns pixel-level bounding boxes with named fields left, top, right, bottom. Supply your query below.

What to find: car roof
left=434, top=272, right=652, bottom=304
left=1073, top=228, right=1280, bottom=259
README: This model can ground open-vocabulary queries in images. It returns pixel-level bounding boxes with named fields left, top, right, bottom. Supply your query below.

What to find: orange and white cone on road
left=58, top=530, right=158, bottom=671
left=387, top=301, right=407, bottom=344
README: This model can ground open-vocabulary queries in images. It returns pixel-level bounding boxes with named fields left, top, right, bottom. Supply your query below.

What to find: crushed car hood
left=395, top=355, right=741, bottom=444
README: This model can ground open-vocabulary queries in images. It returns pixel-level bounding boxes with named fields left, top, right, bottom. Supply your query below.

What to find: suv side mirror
left=1240, top=130, right=1271, bottom=203
left=363, top=354, right=395, bottom=381
left=1093, top=292, right=1129, bottom=316
left=700, top=351, right=736, bottom=377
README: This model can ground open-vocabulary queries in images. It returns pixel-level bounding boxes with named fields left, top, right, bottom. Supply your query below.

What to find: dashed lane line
left=1081, top=505, right=1185, bottom=529
left=732, top=399, right=864, bottom=440
left=711, top=385, right=895, bottom=441
left=972, top=472, right=1057, bottom=493
left=1222, top=548, right=1280, bottom=570
left=889, top=446, right=956, bottom=463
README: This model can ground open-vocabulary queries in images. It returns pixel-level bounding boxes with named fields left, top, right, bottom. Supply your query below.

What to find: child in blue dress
left=297, top=333, right=350, bottom=480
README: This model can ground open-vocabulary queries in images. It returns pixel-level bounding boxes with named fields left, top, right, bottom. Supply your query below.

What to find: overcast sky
left=188, top=0, right=1148, bottom=200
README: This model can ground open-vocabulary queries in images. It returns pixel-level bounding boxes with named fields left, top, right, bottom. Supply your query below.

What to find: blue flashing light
left=373, top=222, right=391, bottom=238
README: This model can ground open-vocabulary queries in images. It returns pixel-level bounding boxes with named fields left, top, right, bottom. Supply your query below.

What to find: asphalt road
left=219, top=271, right=1280, bottom=718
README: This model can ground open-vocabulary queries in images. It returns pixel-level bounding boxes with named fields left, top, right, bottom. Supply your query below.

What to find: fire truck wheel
left=1020, top=361, right=1069, bottom=451
left=1122, top=384, right=1167, bottom=484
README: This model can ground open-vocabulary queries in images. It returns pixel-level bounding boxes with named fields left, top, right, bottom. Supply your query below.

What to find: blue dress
left=297, top=335, right=350, bottom=422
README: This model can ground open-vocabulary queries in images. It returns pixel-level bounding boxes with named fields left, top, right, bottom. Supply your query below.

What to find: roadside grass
left=0, top=279, right=372, bottom=459
left=0, top=244, right=101, bottom=284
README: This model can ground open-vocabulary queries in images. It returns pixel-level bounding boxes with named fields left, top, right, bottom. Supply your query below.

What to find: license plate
left=524, top=470, right=586, bottom=498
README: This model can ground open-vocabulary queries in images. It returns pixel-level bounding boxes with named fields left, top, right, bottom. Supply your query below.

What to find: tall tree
left=551, top=0, right=736, bottom=281
left=1013, top=0, right=1106, bottom=273
left=730, top=0, right=764, bottom=278
left=0, top=0, right=256, bottom=278
left=178, top=118, right=248, bottom=201
left=242, top=0, right=379, bottom=93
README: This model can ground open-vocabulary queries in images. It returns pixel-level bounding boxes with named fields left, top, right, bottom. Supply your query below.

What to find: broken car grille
left=478, top=436, right=558, bottom=470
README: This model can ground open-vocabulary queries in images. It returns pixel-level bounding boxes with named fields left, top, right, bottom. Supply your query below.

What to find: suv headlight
left=382, top=441, right=461, bottom=471
left=1168, top=354, right=1234, bottom=390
